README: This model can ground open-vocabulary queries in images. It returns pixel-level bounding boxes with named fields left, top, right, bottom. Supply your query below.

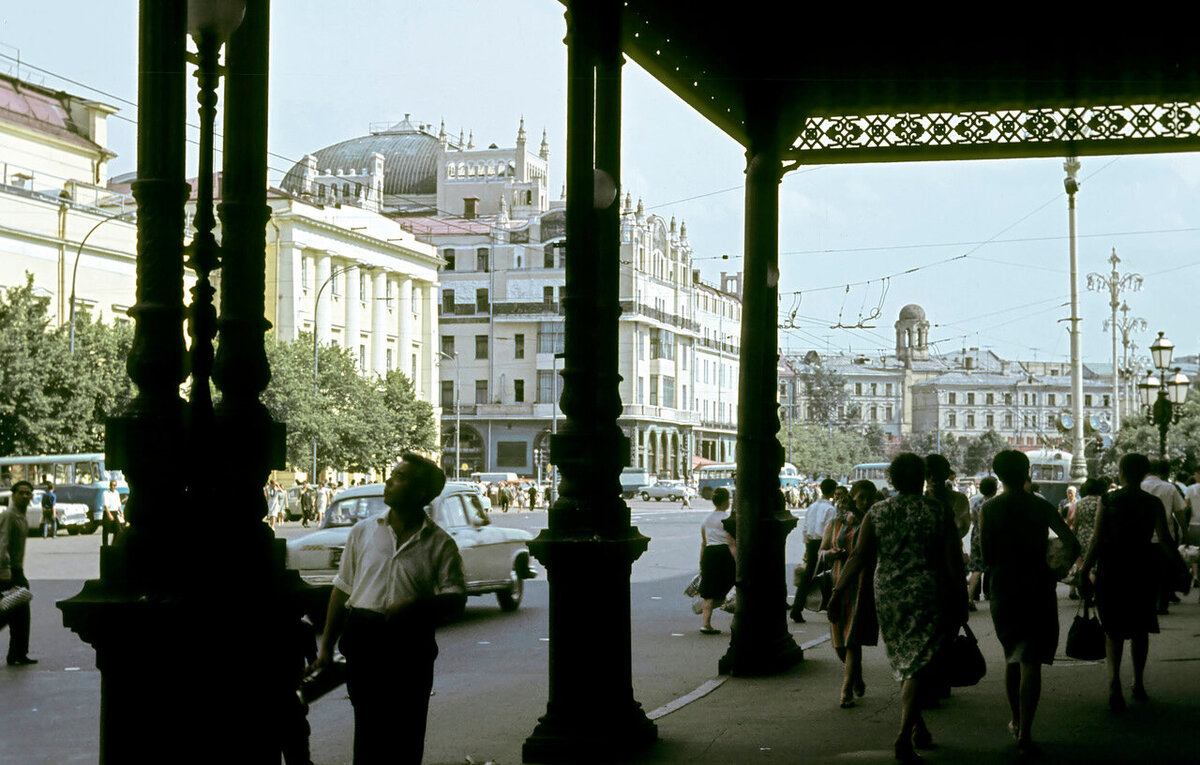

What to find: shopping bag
left=0, top=586, right=32, bottom=613
left=1065, top=600, right=1106, bottom=661
left=684, top=573, right=701, bottom=598
left=947, top=623, right=986, bottom=687
left=803, top=569, right=833, bottom=612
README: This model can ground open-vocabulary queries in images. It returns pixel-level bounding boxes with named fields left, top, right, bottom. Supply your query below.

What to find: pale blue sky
left=3, top=2, right=1198, bottom=366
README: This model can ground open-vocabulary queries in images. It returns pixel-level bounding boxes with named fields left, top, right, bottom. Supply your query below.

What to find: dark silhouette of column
left=720, top=97, right=804, bottom=677
left=523, top=1, right=656, bottom=761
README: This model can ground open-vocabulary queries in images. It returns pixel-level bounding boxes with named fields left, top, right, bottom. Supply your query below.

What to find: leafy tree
left=798, top=363, right=853, bottom=428
left=0, top=274, right=69, bottom=454
left=784, top=424, right=871, bottom=479
left=1101, top=391, right=1200, bottom=477
left=379, top=370, right=437, bottom=465
left=899, top=430, right=967, bottom=474
left=54, top=308, right=135, bottom=452
left=963, top=429, right=1010, bottom=476
left=862, top=423, right=889, bottom=461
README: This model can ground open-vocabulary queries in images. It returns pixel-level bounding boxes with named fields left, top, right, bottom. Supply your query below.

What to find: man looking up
left=1, top=480, right=37, bottom=666
left=311, top=454, right=466, bottom=764
left=791, top=478, right=839, bottom=623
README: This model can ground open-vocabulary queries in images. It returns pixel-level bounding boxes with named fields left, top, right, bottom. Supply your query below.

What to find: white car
left=639, top=480, right=695, bottom=502
left=27, top=490, right=91, bottom=537
left=286, top=481, right=536, bottom=611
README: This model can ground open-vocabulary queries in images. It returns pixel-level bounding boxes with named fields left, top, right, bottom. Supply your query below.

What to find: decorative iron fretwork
left=789, top=103, right=1200, bottom=163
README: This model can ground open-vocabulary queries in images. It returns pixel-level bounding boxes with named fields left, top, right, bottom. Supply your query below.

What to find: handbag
left=803, top=569, right=833, bottom=612
left=684, top=572, right=702, bottom=598
left=1046, top=536, right=1074, bottom=580
left=0, top=586, right=32, bottom=613
left=947, top=623, right=986, bottom=687
left=1065, top=600, right=1106, bottom=661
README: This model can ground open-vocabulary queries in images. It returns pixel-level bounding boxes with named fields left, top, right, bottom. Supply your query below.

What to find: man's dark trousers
left=342, top=609, right=436, bottom=765
left=0, top=567, right=31, bottom=661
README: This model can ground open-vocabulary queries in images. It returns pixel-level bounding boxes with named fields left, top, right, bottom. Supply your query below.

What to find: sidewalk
left=626, top=591, right=1200, bottom=765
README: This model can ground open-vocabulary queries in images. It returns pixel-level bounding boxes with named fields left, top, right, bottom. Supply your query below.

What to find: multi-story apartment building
left=284, top=116, right=741, bottom=478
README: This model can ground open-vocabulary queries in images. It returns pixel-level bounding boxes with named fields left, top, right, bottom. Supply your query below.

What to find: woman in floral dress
left=1066, top=477, right=1107, bottom=597
left=834, top=454, right=964, bottom=763
left=821, top=479, right=880, bottom=708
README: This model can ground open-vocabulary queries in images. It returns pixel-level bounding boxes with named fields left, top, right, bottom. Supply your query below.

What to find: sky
left=3, top=2, right=1199, bottom=369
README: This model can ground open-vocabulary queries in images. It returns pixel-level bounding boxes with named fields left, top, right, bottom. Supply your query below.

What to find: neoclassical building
left=283, top=117, right=741, bottom=478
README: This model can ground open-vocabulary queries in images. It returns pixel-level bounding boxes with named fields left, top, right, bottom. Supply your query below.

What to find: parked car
left=620, top=467, right=654, bottom=499
left=285, top=482, right=536, bottom=612
left=1, top=487, right=101, bottom=536
left=639, top=480, right=694, bottom=502
left=55, top=484, right=128, bottom=534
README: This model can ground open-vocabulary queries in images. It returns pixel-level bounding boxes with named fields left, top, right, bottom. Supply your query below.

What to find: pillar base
left=523, top=700, right=658, bottom=764
left=719, top=631, right=804, bottom=677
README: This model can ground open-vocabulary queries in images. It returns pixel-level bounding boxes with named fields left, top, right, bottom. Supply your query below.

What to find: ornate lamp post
left=1138, top=332, right=1192, bottom=459
left=1087, top=248, right=1142, bottom=432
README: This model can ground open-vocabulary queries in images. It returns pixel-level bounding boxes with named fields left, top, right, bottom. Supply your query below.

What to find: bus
left=696, top=462, right=802, bottom=500
left=1025, top=448, right=1075, bottom=507
left=0, top=453, right=126, bottom=533
left=851, top=462, right=891, bottom=492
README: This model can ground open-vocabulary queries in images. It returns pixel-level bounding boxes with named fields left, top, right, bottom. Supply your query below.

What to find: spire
left=539, top=128, right=550, bottom=160
left=439, top=119, right=447, bottom=148
left=636, top=197, right=644, bottom=218
left=517, top=116, right=527, bottom=146
left=670, top=216, right=677, bottom=233
left=624, top=191, right=633, bottom=211
left=680, top=220, right=687, bottom=239
left=467, top=130, right=474, bottom=150
left=458, top=128, right=465, bottom=150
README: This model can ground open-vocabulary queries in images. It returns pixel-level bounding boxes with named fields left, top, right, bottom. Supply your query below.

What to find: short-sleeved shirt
left=804, top=498, right=837, bottom=541
left=1142, top=476, right=1185, bottom=542
left=333, top=514, right=466, bottom=613
left=702, top=511, right=733, bottom=547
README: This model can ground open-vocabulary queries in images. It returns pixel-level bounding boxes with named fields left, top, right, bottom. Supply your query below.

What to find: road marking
left=801, top=634, right=831, bottom=651
left=648, top=677, right=728, bottom=720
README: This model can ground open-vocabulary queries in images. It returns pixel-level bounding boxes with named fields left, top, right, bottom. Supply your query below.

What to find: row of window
left=441, top=243, right=564, bottom=273
left=440, top=371, right=559, bottom=407
left=945, top=391, right=1110, bottom=408
left=299, top=259, right=395, bottom=304
left=441, top=329, right=566, bottom=361
left=442, top=286, right=565, bottom=313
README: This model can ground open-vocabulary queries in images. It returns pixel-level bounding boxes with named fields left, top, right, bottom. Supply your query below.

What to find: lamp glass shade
left=187, top=0, right=246, bottom=42
left=1167, top=372, right=1191, bottom=405
left=1138, top=375, right=1160, bottom=407
left=1150, top=332, right=1174, bottom=370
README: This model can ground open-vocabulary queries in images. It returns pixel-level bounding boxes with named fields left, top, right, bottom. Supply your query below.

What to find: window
left=514, top=334, right=525, bottom=359
left=1005, top=393, right=1013, bottom=405
left=986, top=413, right=994, bottom=428
left=885, top=406, right=893, bottom=421
left=986, top=393, right=994, bottom=405
left=948, top=413, right=956, bottom=428
left=386, top=280, right=393, bottom=308
left=1005, top=413, right=1013, bottom=428
left=871, top=383, right=878, bottom=396
left=476, top=335, right=488, bottom=359
left=441, top=381, right=454, bottom=408
left=1023, top=394, right=1029, bottom=405
left=476, top=288, right=489, bottom=313
left=1031, top=393, right=1038, bottom=406
left=967, top=393, right=975, bottom=405
left=301, top=256, right=308, bottom=289
left=1103, top=394, right=1110, bottom=407
left=856, top=383, right=863, bottom=395
left=683, top=385, right=688, bottom=411
left=538, top=323, right=563, bottom=354
left=1085, top=394, right=1093, bottom=407
left=514, top=379, right=525, bottom=402
left=1048, top=393, right=1056, bottom=406
left=637, top=377, right=644, bottom=404
left=444, top=249, right=456, bottom=270
left=543, top=286, right=555, bottom=305
left=331, top=269, right=340, bottom=296
left=649, top=375, right=659, bottom=406
left=870, top=406, right=878, bottom=421
left=360, top=272, right=367, bottom=301
left=442, top=290, right=454, bottom=313
left=662, top=377, right=675, bottom=409
left=496, top=441, right=525, bottom=467
left=442, top=335, right=455, bottom=358
left=538, top=371, right=555, bottom=403
left=948, top=392, right=957, bottom=405
left=463, top=198, right=478, bottom=219
left=544, top=243, right=555, bottom=268
left=966, top=413, right=975, bottom=428
left=886, top=383, right=894, bottom=396
left=477, top=247, right=489, bottom=272
left=475, top=380, right=488, bottom=404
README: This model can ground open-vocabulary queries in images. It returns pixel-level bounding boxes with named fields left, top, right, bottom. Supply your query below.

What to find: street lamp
left=311, top=263, right=359, bottom=482
left=69, top=209, right=136, bottom=353
left=1087, top=248, right=1142, bottom=433
left=1139, top=331, right=1192, bottom=459
left=438, top=350, right=461, bottom=480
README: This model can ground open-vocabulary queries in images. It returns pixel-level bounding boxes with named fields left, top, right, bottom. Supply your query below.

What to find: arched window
left=446, top=163, right=456, bottom=177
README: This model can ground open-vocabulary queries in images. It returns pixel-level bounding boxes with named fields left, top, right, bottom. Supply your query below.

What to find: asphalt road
left=1, top=500, right=814, bottom=765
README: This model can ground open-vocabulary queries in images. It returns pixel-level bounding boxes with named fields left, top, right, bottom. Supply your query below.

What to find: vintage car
left=285, top=482, right=535, bottom=611
left=639, top=480, right=695, bottom=502
left=1, top=489, right=92, bottom=537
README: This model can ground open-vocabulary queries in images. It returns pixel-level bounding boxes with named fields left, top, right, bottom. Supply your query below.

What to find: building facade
left=285, top=117, right=741, bottom=478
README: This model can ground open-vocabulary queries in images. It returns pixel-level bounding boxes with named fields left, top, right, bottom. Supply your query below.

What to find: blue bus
left=696, top=462, right=801, bottom=500
left=851, top=462, right=891, bottom=492
left=0, top=452, right=126, bottom=533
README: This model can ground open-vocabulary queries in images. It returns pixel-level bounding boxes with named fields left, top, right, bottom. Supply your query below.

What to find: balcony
left=492, top=300, right=564, bottom=317
left=619, top=300, right=700, bottom=333
left=621, top=404, right=699, bottom=424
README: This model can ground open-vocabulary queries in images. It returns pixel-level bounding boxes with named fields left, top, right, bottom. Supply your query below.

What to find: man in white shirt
left=791, top=478, right=839, bottom=623
left=101, top=480, right=124, bottom=542
left=1142, top=459, right=1187, bottom=614
left=312, top=454, right=465, bottom=764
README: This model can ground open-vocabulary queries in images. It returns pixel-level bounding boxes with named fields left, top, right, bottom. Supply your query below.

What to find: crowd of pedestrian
left=689, top=447, right=1195, bottom=762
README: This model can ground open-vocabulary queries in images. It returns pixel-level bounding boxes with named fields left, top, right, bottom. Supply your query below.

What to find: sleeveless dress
left=1094, top=487, right=1159, bottom=639
left=870, top=494, right=953, bottom=680
left=827, top=510, right=878, bottom=652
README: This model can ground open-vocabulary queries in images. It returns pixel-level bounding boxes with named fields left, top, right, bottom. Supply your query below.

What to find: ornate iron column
left=523, top=1, right=656, bottom=761
left=720, top=97, right=804, bottom=676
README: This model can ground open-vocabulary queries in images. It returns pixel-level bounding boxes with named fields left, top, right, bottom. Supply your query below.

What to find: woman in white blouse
left=699, top=488, right=737, bottom=634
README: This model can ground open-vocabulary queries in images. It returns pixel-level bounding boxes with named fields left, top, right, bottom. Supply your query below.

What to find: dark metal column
left=720, top=99, right=803, bottom=677
left=523, top=0, right=656, bottom=761
left=57, top=1, right=193, bottom=761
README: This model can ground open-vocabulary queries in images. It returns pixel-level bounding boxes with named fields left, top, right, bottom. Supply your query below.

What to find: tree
left=0, top=274, right=69, bottom=455
left=54, top=308, right=135, bottom=452
left=963, top=429, right=1010, bottom=476
left=862, top=423, right=889, bottom=461
left=784, top=424, right=871, bottom=479
left=899, top=430, right=967, bottom=474
left=798, top=363, right=853, bottom=429
left=1100, top=391, right=1200, bottom=477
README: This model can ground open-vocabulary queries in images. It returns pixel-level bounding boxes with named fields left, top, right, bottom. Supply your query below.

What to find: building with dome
left=284, top=116, right=740, bottom=479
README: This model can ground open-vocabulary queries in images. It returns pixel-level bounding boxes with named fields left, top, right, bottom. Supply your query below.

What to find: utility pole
left=1064, top=157, right=1087, bottom=481
left=1088, top=248, right=1142, bottom=433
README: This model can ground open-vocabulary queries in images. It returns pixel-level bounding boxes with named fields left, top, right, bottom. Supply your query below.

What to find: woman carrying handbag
left=1078, top=453, right=1173, bottom=711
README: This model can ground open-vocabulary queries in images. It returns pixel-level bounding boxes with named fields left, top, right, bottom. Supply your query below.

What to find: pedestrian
left=698, top=487, right=736, bottom=635
left=499, top=483, right=511, bottom=513
left=832, top=454, right=962, bottom=763
left=1, top=480, right=37, bottom=666
left=1059, top=485, right=1079, bottom=524
left=300, top=481, right=315, bottom=527
left=966, top=476, right=998, bottom=609
left=1079, top=453, right=1173, bottom=711
left=982, top=450, right=1079, bottom=757
left=822, top=479, right=879, bottom=708
left=792, top=478, right=839, bottom=624
left=101, top=479, right=124, bottom=543
left=528, top=484, right=538, bottom=510
left=315, top=481, right=331, bottom=526
left=1184, top=468, right=1200, bottom=586
left=40, top=481, right=57, bottom=540
left=1141, top=459, right=1186, bottom=614
left=310, top=453, right=467, bottom=765
left=926, top=454, right=970, bottom=541
left=1065, top=477, right=1106, bottom=600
